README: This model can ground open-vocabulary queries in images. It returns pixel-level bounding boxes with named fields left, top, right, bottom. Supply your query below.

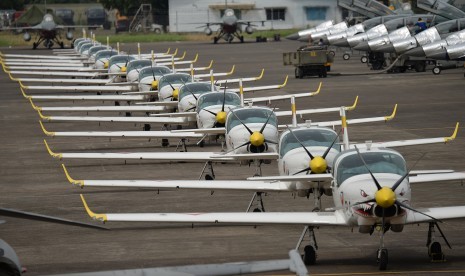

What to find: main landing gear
left=427, top=222, right=450, bottom=262
left=296, top=226, right=318, bottom=265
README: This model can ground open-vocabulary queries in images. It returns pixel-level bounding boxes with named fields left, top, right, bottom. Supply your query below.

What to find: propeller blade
left=395, top=200, right=442, bottom=223
left=202, top=108, right=217, bottom=116
left=221, top=81, right=227, bottom=112
left=181, top=80, right=197, bottom=100
left=166, top=80, right=175, bottom=90
left=322, top=129, right=342, bottom=159
left=0, top=207, right=108, bottom=230
left=354, top=146, right=382, bottom=190
left=293, top=167, right=311, bottom=175
left=264, top=139, right=278, bottom=144
left=434, top=222, right=452, bottom=249
left=186, top=105, right=196, bottom=112
left=225, top=141, right=250, bottom=154
left=151, top=64, right=156, bottom=79
left=391, top=153, right=426, bottom=192
left=229, top=109, right=253, bottom=135
left=285, top=125, right=314, bottom=160
left=259, top=107, right=276, bottom=134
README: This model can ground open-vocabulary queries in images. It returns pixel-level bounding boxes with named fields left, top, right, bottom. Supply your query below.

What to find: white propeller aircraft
left=77, top=145, right=465, bottom=271
left=60, top=107, right=458, bottom=212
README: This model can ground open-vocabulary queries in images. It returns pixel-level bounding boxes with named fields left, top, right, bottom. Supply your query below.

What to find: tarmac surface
left=1, top=38, right=465, bottom=275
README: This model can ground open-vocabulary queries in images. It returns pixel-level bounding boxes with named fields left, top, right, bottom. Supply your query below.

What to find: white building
left=168, top=0, right=342, bottom=33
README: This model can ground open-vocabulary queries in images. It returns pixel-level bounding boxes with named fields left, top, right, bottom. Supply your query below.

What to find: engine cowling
left=204, top=27, right=212, bottom=36
left=23, top=32, right=31, bottom=42
left=245, top=26, right=254, bottom=34
left=66, top=31, right=74, bottom=41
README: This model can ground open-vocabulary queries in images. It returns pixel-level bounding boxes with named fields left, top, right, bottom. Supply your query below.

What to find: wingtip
left=20, top=87, right=30, bottom=99
left=172, top=48, right=178, bottom=56
left=207, top=60, right=213, bottom=69
left=257, top=68, right=264, bottom=79
left=39, top=120, right=54, bottom=136
left=227, top=64, right=235, bottom=75
left=62, top=164, right=84, bottom=187
left=179, top=51, right=187, bottom=60
left=44, top=139, right=62, bottom=159
left=346, top=96, right=359, bottom=111
left=385, top=104, right=397, bottom=121
left=80, top=194, right=107, bottom=222
left=165, top=47, right=171, bottom=55
left=29, top=98, right=40, bottom=111
left=279, top=75, right=289, bottom=88
left=37, top=110, right=50, bottom=121
left=311, top=81, right=323, bottom=95
left=444, top=122, right=459, bottom=143
left=192, top=53, right=199, bottom=63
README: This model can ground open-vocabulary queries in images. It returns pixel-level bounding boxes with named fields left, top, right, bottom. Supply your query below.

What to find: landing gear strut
left=246, top=192, right=266, bottom=212
left=296, top=226, right=318, bottom=265
left=199, top=161, right=215, bottom=180
left=427, top=222, right=450, bottom=262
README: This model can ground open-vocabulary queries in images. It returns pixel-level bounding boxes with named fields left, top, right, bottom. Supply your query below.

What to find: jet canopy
left=197, top=92, right=241, bottom=112
left=226, top=107, right=277, bottom=132
left=279, top=128, right=340, bottom=158
left=335, top=149, right=406, bottom=186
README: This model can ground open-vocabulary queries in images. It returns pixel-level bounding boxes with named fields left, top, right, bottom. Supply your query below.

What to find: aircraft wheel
left=253, top=208, right=262, bottom=212
left=161, top=138, right=169, bottom=147
left=240, top=36, right=244, bottom=43
left=198, top=140, right=205, bottom=148
left=361, top=56, right=368, bottom=63
left=377, top=248, right=388, bottom=271
left=415, top=62, right=426, bottom=72
left=432, top=67, right=441, bottom=75
left=213, top=37, right=218, bottom=44
left=343, top=53, right=350, bottom=60
left=32, top=42, right=38, bottom=50
left=60, top=42, right=64, bottom=49
left=303, top=245, right=316, bottom=265
left=328, top=51, right=336, bottom=57
left=205, top=174, right=215, bottom=180
left=428, top=242, right=444, bottom=261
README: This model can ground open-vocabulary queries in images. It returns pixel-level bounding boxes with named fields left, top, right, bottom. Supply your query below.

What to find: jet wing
left=81, top=194, right=349, bottom=226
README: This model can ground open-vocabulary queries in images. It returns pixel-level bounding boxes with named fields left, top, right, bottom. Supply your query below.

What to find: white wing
left=81, top=194, right=349, bottom=226
left=405, top=206, right=465, bottom=224
left=38, top=113, right=189, bottom=124
left=16, top=78, right=110, bottom=85
left=409, top=171, right=465, bottom=183
left=228, top=76, right=288, bottom=93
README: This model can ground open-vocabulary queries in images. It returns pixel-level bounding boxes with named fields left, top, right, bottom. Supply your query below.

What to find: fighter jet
left=2, top=13, right=101, bottom=49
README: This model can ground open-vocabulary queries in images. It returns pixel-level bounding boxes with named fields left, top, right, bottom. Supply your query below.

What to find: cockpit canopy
left=44, top=14, right=54, bottom=22
left=335, top=149, right=406, bottom=186
left=95, top=50, right=118, bottom=61
left=108, top=55, right=136, bottom=67
left=179, top=82, right=215, bottom=101
left=197, top=92, right=241, bottom=112
left=158, top=73, right=191, bottom=89
left=226, top=107, right=277, bottom=132
left=127, top=60, right=152, bottom=73
left=138, top=66, right=171, bottom=81
left=279, top=128, right=340, bottom=158
left=88, top=46, right=108, bottom=57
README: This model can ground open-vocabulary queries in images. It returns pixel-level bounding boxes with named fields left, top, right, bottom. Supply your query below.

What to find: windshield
left=279, top=128, right=340, bottom=157
left=127, top=60, right=152, bottom=73
left=109, top=55, right=136, bottom=67
left=226, top=108, right=277, bottom=132
left=179, top=83, right=213, bottom=101
left=95, top=50, right=118, bottom=61
left=138, top=66, right=171, bottom=80
left=79, top=43, right=93, bottom=54
left=89, top=46, right=107, bottom=56
left=158, top=74, right=191, bottom=89
left=197, top=92, right=241, bottom=111
left=434, top=19, right=465, bottom=34
left=336, top=151, right=406, bottom=185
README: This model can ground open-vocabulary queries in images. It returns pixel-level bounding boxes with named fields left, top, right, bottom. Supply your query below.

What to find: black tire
left=60, top=42, right=64, bottom=49
left=213, top=37, right=218, bottom=44
left=295, top=67, right=303, bottom=79
left=343, top=53, right=350, bottom=60
left=32, top=42, right=37, bottom=50
left=205, top=174, right=215, bottom=180
left=161, top=138, right=169, bottom=147
left=240, top=36, right=244, bottom=43
left=432, top=67, right=441, bottom=75
left=361, top=56, right=368, bottom=63
left=429, top=242, right=443, bottom=260
left=303, top=245, right=316, bottom=265
left=378, top=249, right=388, bottom=271
left=252, top=208, right=262, bottom=212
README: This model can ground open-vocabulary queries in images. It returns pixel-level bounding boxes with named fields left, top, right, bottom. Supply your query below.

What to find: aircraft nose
left=286, top=32, right=300, bottom=40
left=331, top=38, right=349, bottom=47
left=376, top=44, right=396, bottom=53
left=404, top=47, right=426, bottom=57
left=427, top=50, right=448, bottom=60
left=353, top=41, right=370, bottom=51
